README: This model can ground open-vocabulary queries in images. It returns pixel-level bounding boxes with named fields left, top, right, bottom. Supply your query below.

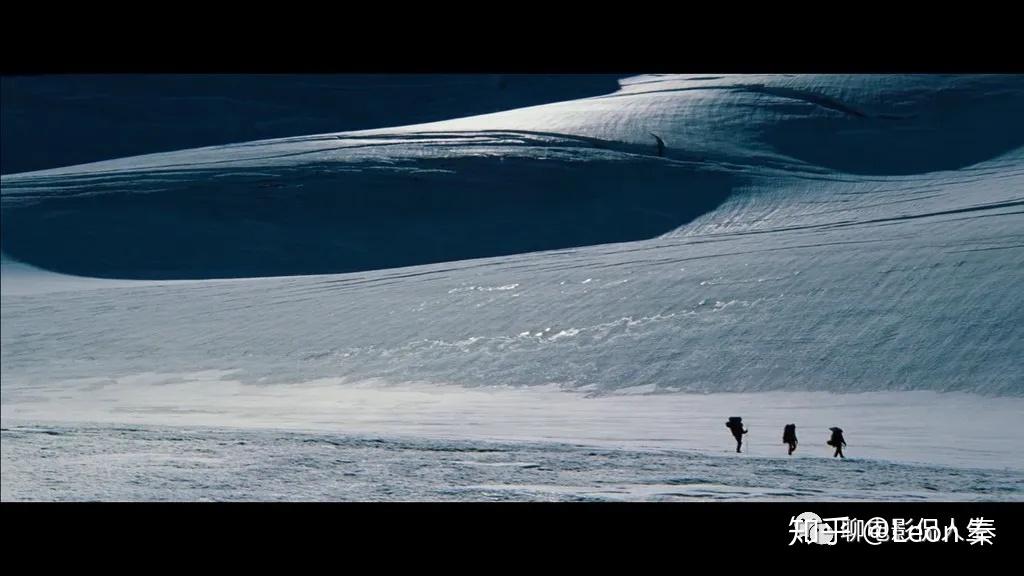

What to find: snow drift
left=2, top=74, right=1022, bottom=396
left=0, top=74, right=622, bottom=174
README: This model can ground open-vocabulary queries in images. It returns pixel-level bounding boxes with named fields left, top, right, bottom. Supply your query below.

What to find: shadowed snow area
left=2, top=74, right=1021, bottom=395
left=1, top=74, right=623, bottom=174
left=5, top=75, right=1021, bottom=279
left=1, top=157, right=734, bottom=279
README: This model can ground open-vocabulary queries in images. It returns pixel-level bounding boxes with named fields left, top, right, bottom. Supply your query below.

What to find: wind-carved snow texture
left=3, top=74, right=1021, bottom=397
left=1, top=76, right=1023, bottom=500
left=0, top=74, right=624, bottom=174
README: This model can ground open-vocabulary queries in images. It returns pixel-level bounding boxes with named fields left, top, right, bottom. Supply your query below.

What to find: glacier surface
left=2, top=74, right=1022, bottom=500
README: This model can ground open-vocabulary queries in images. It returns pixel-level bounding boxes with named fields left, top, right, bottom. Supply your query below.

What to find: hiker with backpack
left=783, top=423, right=798, bottom=455
left=827, top=427, right=847, bottom=458
left=726, top=416, right=748, bottom=453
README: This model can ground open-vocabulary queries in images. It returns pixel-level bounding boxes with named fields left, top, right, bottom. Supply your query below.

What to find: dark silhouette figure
left=783, top=423, right=798, bottom=455
left=726, top=417, right=748, bottom=453
left=827, top=427, right=846, bottom=458
left=650, top=132, right=666, bottom=157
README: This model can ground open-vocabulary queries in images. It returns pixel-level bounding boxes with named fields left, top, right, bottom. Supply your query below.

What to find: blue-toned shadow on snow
left=1, top=156, right=736, bottom=279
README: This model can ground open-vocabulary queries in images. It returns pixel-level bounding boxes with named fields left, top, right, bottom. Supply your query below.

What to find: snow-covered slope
left=3, top=74, right=1021, bottom=399
left=1, top=74, right=622, bottom=174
